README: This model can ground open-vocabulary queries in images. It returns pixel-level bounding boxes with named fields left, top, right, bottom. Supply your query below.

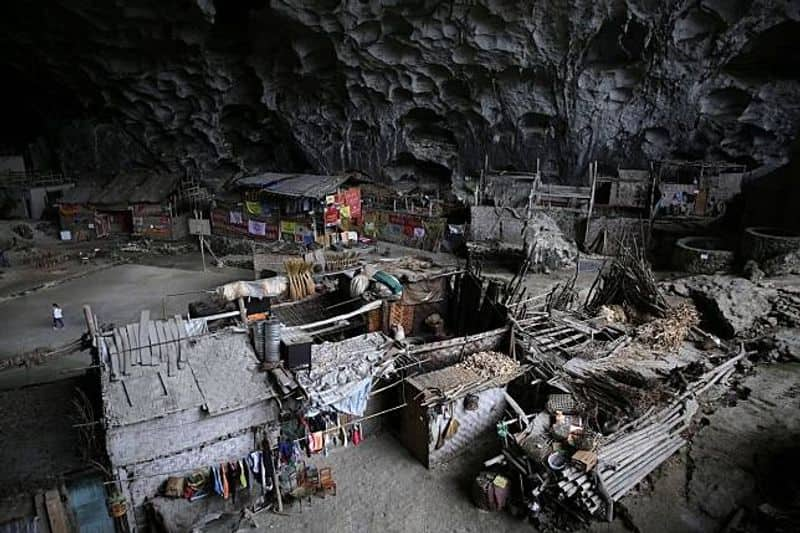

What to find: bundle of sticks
left=585, top=240, right=668, bottom=317
left=285, top=258, right=316, bottom=300
left=556, top=346, right=746, bottom=519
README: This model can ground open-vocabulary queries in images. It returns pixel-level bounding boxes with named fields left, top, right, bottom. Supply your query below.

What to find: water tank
left=253, top=319, right=281, bottom=363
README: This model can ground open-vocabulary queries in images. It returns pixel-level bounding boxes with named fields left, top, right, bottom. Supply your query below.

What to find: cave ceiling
left=1, top=0, right=799, bottom=188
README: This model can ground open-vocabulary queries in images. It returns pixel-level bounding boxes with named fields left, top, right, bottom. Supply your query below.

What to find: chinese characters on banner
left=324, top=187, right=361, bottom=226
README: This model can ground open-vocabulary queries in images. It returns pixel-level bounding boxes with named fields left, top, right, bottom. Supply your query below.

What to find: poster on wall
left=344, top=187, right=361, bottom=218
left=325, top=206, right=340, bottom=226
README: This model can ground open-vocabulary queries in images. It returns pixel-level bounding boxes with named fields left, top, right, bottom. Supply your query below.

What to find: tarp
left=216, top=278, right=288, bottom=301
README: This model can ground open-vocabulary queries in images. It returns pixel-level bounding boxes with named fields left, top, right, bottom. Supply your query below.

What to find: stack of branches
left=635, top=303, right=698, bottom=351
left=285, top=258, right=316, bottom=300
left=585, top=240, right=668, bottom=318
left=547, top=262, right=579, bottom=312
left=567, top=365, right=667, bottom=423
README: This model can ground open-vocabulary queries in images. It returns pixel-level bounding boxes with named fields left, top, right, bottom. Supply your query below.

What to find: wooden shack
left=58, top=173, right=187, bottom=240
left=218, top=172, right=363, bottom=248
left=397, top=353, right=524, bottom=469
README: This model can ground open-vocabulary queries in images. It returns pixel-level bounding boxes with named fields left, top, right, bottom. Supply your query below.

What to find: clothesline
left=103, top=402, right=408, bottom=485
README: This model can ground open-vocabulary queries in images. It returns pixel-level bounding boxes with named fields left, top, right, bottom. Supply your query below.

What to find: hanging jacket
left=211, top=465, right=223, bottom=496
left=238, top=459, right=248, bottom=488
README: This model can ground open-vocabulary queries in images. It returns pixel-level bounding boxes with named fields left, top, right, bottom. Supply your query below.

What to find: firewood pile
left=585, top=242, right=668, bottom=318
left=490, top=346, right=747, bottom=524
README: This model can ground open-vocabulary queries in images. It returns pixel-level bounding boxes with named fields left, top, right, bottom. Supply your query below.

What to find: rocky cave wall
left=1, top=0, right=799, bottom=192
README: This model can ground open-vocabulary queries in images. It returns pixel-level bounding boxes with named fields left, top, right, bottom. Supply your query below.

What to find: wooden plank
left=168, top=318, right=183, bottom=370
left=44, top=489, right=69, bottom=533
left=106, top=339, right=118, bottom=380
left=526, top=325, right=572, bottom=337
left=116, top=328, right=130, bottom=376
left=166, top=320, right=178, bottom=371
left=157, top=321, right=170, bottom=365
left=161, top=321, right=175, bottom=376
left=174, top=314, right=186, bottom=368
left=34, top=491, right=53, bottom=533
left=139, top=310, right=151, bottom=365
left=540, top=333, right=587, bottom=350
left=126, top=323, right=139, bottom=365
left=148, top=322, right=160, bottom=365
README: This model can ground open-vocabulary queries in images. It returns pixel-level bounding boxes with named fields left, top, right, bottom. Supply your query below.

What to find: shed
left=397, top=352, right=525, bottom=468
left=58, top=173, right=187, bottom=240
left=225, top=172, right=363, bottom=246
left=97, top=319, right=279, bottom=530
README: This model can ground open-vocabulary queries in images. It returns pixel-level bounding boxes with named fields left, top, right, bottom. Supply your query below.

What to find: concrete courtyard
left=0, top=261, right=250, bottom=389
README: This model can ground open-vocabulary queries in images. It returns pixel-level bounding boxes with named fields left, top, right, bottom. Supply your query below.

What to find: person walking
left=52, top=303, right=64, bottom=329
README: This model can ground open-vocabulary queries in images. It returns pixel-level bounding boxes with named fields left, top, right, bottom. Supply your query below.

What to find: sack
left=163, top=476, right=185, bottom=498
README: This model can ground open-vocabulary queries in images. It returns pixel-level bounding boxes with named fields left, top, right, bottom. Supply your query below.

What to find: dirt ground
left=184, top=363, right=799, bottom=533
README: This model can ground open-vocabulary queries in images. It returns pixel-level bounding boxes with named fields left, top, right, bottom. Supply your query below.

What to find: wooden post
left=83, top=305, right=97, bottom=344
left=647, top=161, right=659, bottom=240
left=238, top=297, right=248, bottom=325
left=272, top=453, right=283, bottom=512
left=584, top=160, right=598, bottom=249
left=200, top=234, right=206, bottom=272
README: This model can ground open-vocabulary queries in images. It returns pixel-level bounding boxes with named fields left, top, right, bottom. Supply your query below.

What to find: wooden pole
left=238, top=297, right=248, bottom=325
left=200, top=234, right=206, bottom=271
left=83, top=305, right=97, bottom=343
left=584, top=160, right=598, bottom=249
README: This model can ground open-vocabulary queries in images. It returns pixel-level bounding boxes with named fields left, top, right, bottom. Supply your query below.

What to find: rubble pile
left=667, top=275, right=773, bottom=338
left=119, top=240, right=195, bottom=255
left=456, top=351, right=520, bottom=379
left=761, top=250, right=800, bottom=277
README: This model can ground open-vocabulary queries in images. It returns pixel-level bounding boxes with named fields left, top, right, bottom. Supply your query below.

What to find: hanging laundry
left=352, top=423, right=363, bottom=446
left=261, top=449, right=271, bottom=490
left=229, top=211, right=243, bottom=225
left=220, top=463, right=230, bottom=499
left=245, top=201, right=262, bottom=215
left=238, top=459, right=247, bottom=489
left=278, top=441, right=293, bottom=464
left=248, top=451, right=262, bottom=480
left=211, top=465, right=223, bottom=496
left=309, top=431, right=324, bottom=453
left=339, top=205, right=351, bottom=219
left=248, top=219, right=267, bottom=236
left=325, top=195, right=335, bottom=205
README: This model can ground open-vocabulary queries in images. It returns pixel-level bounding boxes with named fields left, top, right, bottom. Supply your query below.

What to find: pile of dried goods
left=456, top=351, right=520, bottom=378
left=635, top=303, right=699, bottom=351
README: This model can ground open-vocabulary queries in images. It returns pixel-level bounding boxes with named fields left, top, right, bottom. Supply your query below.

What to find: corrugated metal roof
left=59, top=174, right=180, bottom=205
left=236, top=172, right=351, bottom=199
left=94, top=173, right=180, bottom=205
